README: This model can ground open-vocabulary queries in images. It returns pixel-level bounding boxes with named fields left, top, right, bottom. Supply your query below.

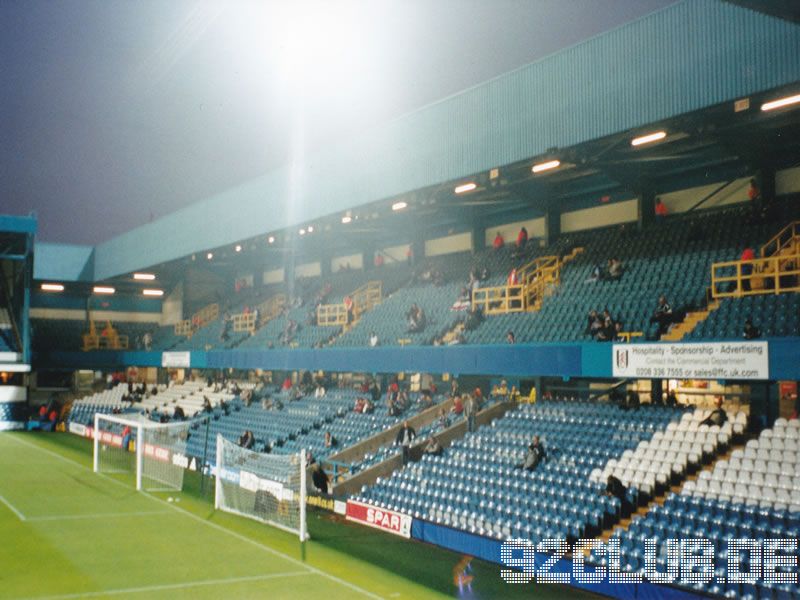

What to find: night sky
left=1, top=0, right=675, bottom=245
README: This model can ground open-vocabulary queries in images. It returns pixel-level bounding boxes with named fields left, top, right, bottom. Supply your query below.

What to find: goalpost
left=93, top=413, right=191, bottom=492
left=215, top=435, right=308, bottom=541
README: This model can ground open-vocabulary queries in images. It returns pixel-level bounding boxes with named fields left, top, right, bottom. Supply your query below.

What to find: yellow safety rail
left=471, top=255, right=562, bottom=315
left=761, top=221, right=800, bottom=258
left=173, top=302, right=220, bottom=337
left=83, top=321, right=129, bottom=350
left=174, top=320, right=193, bottom=336
left=471, top=284, right=526, bottom=315
left=232, top=312, right=256, bottom=333
left=317, top=281, right=382, bottom=326
left=521, top=255, right=561, bottom=311
left=711, top=253, right=800, bottom=298
left=317, top=304, right=348, bottom=326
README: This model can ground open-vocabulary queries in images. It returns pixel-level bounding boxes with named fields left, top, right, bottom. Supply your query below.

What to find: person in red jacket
left=654, top=197, right=668, bottom=219
left=740, top=247, right=755, bottom=291
left=492, top=232, right=504, bottom=250
left=516, top=226, right=528, bottom=247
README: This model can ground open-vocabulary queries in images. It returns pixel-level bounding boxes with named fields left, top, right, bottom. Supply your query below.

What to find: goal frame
left=214, top=434, right=309, bottom=541
left=93, top=413, right=190, bottom=492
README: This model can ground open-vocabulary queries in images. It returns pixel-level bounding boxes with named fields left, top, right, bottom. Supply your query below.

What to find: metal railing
left=232, top=312, right=256, bottom=333
left=317, top=303, right=348, bottom=326
left=317, top=281, right=382, bottom=326
left=471, top=284, right=526, bottom=314
left=711, top=253, right=800, bottom=298
left=761, top=221, right=800, bottom=258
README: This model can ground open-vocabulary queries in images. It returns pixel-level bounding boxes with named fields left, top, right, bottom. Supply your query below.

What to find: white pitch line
left=26, top=510, right=171, bottom=522
left=18, top=570, right=309, bottom=600
left=8, top=435, right=384, bottom=600
left=0, top=493, right=26, bottom=521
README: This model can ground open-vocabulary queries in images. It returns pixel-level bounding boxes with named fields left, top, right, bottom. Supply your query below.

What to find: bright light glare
left=235, top=244, right=242, bottom=253
left=631, top=131, right=667, bottom=146
left=341, top=215, right=352, bottom=224
left=392, top=201, right=408, bottom=211
left=532, top=160, right=560, bottom=173
left=207, top=252, right=213, bottom=260
left=93, top=286, right=115, bottom=295
left=268, top=236, right=275, bottom=244
left=307, top=226, right=314, bottom=233
left=143, top=289, right=164, bottom=297
left=299, top=229, right=306, bottom=236
left=761, top=94, right=800, bottom=111
left=133, top=273, right=155, bottom=281
left=41, top=283, right=64, bottom=292
left=454, top=183, right=477, bottom=194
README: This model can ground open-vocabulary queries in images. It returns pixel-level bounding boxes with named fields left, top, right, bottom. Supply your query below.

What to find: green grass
left=0, top=432, right=594, bottom=599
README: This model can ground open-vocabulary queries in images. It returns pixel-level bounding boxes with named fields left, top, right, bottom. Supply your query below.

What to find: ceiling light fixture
left=631, top=131, right=667, bottom=146
left=454, top=182, right=477, bottom=194
left=531, top=159, right=561, bottom=173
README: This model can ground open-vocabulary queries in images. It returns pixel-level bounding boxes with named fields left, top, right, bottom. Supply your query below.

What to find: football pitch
left=0, top=432, right=589, bottom=599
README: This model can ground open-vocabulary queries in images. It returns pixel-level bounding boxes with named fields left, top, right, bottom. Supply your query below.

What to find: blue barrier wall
left=34, top=337, right=800, bottom=381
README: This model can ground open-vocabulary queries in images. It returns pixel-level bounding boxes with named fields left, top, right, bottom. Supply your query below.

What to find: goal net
left=215, top=435, right=308, bottom=541
left=94, top=413, right=191, bottom=492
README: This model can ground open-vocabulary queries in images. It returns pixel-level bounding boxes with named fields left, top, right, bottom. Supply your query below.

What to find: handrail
left=317, top=281, right=382, bottom=326
left=711, top=252, right=800, bottom=298
left=761, top=221, right=800, bottom=258
left=471, top=284, right=526, bottom=314
left=231, top=312, right=256, bottom=333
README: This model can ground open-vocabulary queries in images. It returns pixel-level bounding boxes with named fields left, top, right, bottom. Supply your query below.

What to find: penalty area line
left=0, top=492, right=26, bottom=521
left=8, top=434, right=385, bottom=600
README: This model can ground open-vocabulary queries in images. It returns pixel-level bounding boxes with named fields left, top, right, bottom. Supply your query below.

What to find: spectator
left=595, top=317, right=615, bottom=342
left=142, top=331, right=152, bottom=351
left=464, top=393, right=477, bottom=432
left=608, top=258, right=623, bottom=281
left=449, top=379, right=459, bottom=398
left=395, top=420, right=417, bottom=464
left=743, top=318, right=761, bottom=340
left=700, top=397, right=727, bottom=427
left=314, top=383, right=326, bottom=398
left=654, top=197, right=668, bottom=220
left=121, top=425, right=132, bottom=451
left=585, top=310, right=602, bottom=336
left=324, top=431, right=338, bottom=449
left=492, top=231, right=504, bottom=250
left=419, top=390, right=433, bottom=408
left=173, top=405, right=185, bottom=420
left=740, top=247, right=755, bottom=292
left=438, top=407, right=451, bottom=430
left=423, top=435, right=444, bottom=457
left=202, top=396, right=213, bottom=413
left=310, top=462, right=329, bottom=494
left=464, top=304, right=484, bottom=331
left=238, top=430, right=255, bottom=449
left=650, top=295, right=673, bottom=336
left=613, top=321, right=626, bottom=342
left=604, top=475, right=633, bottom=516
left=506, top=330, right=516, bottom=344
left=507, top=268, right=519, bottom=286
left=748, top=178, right=762, bottom=219
left=452, top=395, right=464, bottom=416
left=369, top=331, right=379, bottom=347
left=516, top=226, right=528, bottom=248
left=515, top=435, right=546, bottom=471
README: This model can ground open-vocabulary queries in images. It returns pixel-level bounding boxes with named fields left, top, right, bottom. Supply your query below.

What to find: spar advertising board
left=345, top=499, right=412, bottom=538
left=612, top=341, right=769, bottom=380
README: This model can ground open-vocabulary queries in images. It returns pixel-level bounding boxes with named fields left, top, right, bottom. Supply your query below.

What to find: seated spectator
left=585, top=310, right=602, bottom=336
left=369, top=331, right=379, bottom=347
left=649, top=295, right=673, bottom=336
left=700, top=397, right=727, bottom=427
left=202, top=396, right=213, bottom=413
left=314, top=383, right=326, bottom=398
left=324, top=431, right=338, bottom=449
left=613, top=321, right=626, bottom=342
left=595, top=317, right=616, bottom=342
left=506, top=330, right=516, bottom=344
left=492, top=231, right=504, bottom=250
left=438, top=407, right=451, bottom=430
left=515, top=435, right=546, bottom=471
left=354, top=397, right=366, bottom=413
left=423, top=435, right=443, bottom=457
left=464, top=305, right=484, bottom=331
left=607, top=258, right=623, bottom=281
left=238, top=429, right=255, bottom=449
left=419, top=390, right=433, bottom=408
left=743, top=318, right=761, bottom=340
left=452, top=395, right=464, bottom=415
left=621, top=390, right=640, bottom=411
left=173, top=405, right=185, bottom=420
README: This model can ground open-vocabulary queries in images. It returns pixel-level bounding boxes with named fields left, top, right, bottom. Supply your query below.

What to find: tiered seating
left=138, top=381, right=236, bottom=418
left=592, top=408, right=746, bottom=496
left=462, top=208, right=776, bottom=344
left=67, top=385, right=132, bottom=426
left=354, top=400, right=685, bottom=541
left=683, top=418, right=800, bottom=509
left=689, top=293, right=800, bottom=340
